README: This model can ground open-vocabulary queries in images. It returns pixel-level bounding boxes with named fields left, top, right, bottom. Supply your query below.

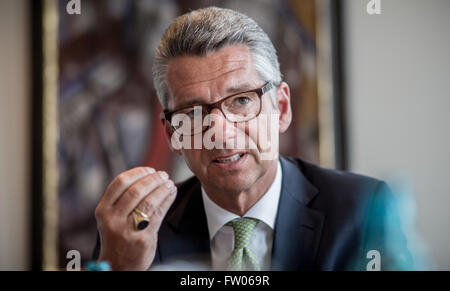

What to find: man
left=93, top=7, right=411, bottom=271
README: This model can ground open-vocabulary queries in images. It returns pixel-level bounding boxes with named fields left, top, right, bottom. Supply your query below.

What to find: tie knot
left=226, top=217, right=259, bottom=249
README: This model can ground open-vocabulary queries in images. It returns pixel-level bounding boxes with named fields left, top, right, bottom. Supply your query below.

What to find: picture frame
left=31, top=0, right=346, bottom=270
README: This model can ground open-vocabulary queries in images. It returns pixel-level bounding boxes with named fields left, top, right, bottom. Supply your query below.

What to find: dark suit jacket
left=94, top=156, right=412, bottom=270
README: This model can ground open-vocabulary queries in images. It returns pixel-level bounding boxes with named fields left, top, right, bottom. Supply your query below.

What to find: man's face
left=164, top=44, right=291, bottom=194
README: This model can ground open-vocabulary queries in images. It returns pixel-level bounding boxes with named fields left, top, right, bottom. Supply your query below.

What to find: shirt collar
left=201, top=160, right=283, bottom=240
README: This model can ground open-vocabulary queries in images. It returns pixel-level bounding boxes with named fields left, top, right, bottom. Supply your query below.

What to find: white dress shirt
left=201, top=161, right=282, bottom=271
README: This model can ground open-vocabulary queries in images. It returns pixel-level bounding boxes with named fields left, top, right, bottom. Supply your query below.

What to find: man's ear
left=161, top=117, right=182, bottom=155
left=276, top=82, right=292, bottom=133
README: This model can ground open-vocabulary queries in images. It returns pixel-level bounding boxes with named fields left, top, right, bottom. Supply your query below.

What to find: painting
left=32, top=0, right=345, bottom=270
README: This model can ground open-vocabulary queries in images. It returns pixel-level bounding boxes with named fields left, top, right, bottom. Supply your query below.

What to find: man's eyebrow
left=225, top=83, right=255, bottom=95
left=172, top=83, right=256, bottom=110
left=172, top=99, right=203, bottom=110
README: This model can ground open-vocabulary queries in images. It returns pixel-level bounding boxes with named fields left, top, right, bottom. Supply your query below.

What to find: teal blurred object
left=360, top=177, right=432, bottom=270
left=85, top=261, right=111, bottom=271
left=386, top=175, right=433, bottom=270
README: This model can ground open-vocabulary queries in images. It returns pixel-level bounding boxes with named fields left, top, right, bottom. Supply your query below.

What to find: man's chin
left=207, top=176, right=253, bottom=194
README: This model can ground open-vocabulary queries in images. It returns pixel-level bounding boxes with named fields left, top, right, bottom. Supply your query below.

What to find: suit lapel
left=271, top=157, right=325, bottom=270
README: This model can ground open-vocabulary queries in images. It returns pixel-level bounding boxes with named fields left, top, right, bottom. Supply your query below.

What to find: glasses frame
left=162, top=82, right=274, bottom=131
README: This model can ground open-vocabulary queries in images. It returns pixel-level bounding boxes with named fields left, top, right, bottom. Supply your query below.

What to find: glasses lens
left=222, top=92, right=260, bottom=122
left=171, top=106, right=206, bottom=136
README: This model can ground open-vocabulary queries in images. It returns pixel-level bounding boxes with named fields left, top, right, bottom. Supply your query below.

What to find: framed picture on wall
left=32, top=0, right=345, bottom=270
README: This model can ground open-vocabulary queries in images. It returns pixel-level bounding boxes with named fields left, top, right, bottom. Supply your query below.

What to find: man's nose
left=209, top=108, right=237, bottom=144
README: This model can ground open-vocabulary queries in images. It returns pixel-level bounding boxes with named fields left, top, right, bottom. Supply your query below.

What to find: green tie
left=226, top=217, right=261, bottom=271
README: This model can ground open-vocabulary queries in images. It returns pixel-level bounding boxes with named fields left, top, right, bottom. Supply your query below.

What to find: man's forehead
left=166, top=45, right=260, bottom=108
left=166, top=45, right=253, bottom=86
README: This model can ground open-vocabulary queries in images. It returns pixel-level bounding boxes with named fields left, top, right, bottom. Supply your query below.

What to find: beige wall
left=344, top=0, right=450, bottom=270
left=0, top=0, right=30, bottom=270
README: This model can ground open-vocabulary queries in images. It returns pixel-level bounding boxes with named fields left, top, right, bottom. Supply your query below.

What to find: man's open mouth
left=213, top=153, right=246, bottom=164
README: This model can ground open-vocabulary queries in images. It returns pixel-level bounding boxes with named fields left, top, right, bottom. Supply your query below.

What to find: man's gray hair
left=152, top=6, right=282, bottom=109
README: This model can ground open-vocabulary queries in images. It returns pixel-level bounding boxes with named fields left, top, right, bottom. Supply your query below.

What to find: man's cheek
left=233, top=122, right=253, bottom=151
left=260, top=120, right=279, bottom=161
left=246, top=114, right=279, bottom=160
left=244, top=119, right=260, bottom=152
left=181, top=149, right=201, bottom=170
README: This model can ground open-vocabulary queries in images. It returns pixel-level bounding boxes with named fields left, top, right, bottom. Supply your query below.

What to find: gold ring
left=132, top=208, right=150, bottom=231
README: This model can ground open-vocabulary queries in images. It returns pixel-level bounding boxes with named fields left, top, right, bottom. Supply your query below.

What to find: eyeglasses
left=163, top=82, right=274, bottom=136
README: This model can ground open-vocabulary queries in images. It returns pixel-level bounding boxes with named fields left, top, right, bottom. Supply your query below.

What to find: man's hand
left=94, top=167, right=177, bottom=270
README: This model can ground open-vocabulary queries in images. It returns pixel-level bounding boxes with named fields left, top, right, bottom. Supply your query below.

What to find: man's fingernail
left=159, top=171, right=169, bottom=180
left=165, top=181, right=174, bottom=189
left=147, top=167, right=155, bottom=174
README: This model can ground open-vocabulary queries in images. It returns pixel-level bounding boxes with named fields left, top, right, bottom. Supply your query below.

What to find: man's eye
left=234, top=96, right=250, bottom=106
left=187, top=108, right=202, bottom=117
